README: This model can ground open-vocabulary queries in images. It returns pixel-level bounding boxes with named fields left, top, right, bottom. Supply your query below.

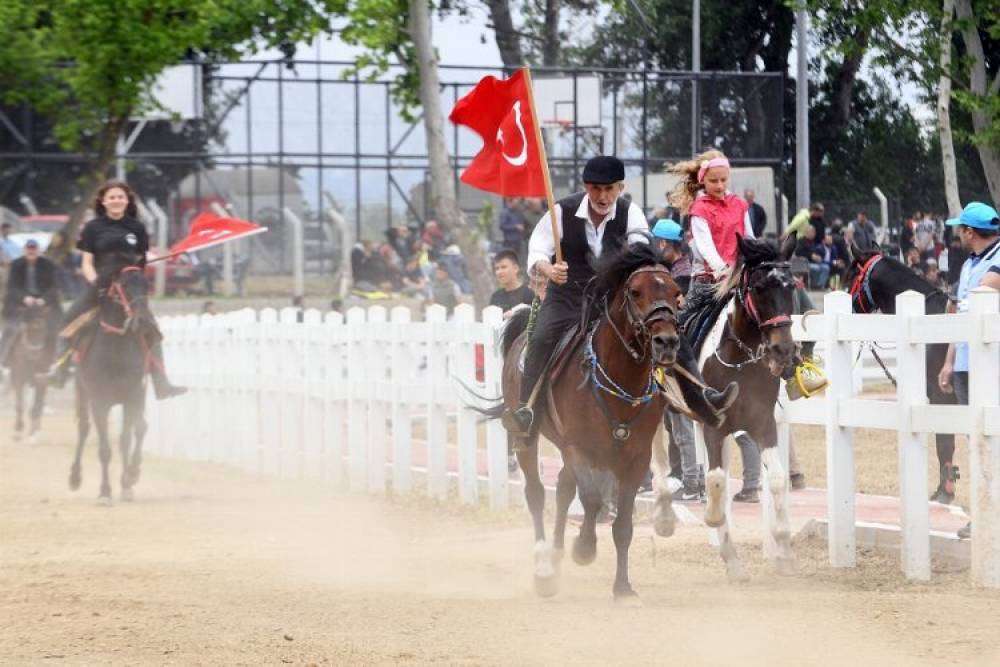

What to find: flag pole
left=521, top=67, right=562, bottom=264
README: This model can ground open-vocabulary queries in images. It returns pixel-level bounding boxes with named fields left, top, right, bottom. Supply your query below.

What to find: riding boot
left=784, top=344, right=828, bottom=400
left=930, top=463, right=959, bottom=504
left=146, top=339, right=187, bottom=400
left=672, top=337, right=738, bottom=428
left=501, top=343, right=544, bottom=437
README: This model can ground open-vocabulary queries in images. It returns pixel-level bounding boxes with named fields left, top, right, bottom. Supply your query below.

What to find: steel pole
left=795, top=6, right=810, bottom=210
left=691, top=0, right=701, bottom=155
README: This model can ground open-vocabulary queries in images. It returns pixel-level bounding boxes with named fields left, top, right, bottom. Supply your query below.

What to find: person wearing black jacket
left=744, top=189, right=767, bottom=237
left=0, top=239, right=62, bottom=367
left=47, top=180, right=185, bottom=399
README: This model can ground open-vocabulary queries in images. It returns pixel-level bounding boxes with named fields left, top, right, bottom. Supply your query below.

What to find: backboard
left=531, top=75, right=601, bottom=128
left=135, top=64, right=203, bottom=121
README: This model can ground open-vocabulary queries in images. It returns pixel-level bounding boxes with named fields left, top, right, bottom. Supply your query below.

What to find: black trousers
left=63, top=283, right=101, bottom=328
left=519, top=285, right=582, bottom=405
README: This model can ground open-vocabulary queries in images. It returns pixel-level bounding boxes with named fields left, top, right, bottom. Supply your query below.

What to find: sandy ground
left=2, top=415, right=1000, bottom=666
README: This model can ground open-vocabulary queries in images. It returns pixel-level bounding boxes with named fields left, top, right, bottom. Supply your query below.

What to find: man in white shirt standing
left=504, top=156, right=648, bottom=435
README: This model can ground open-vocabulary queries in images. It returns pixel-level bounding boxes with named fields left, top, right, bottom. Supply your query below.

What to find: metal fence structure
left=0, top=60, right=786, bottom=271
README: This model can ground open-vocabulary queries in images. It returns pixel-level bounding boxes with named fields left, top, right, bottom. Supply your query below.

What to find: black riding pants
left=519, top=286, right=582, bottom=405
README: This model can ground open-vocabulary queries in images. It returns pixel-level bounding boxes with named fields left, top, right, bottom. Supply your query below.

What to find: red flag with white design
left=168, top=212, right=267, bottom=256
left=449, top=69, right=546, bottom=197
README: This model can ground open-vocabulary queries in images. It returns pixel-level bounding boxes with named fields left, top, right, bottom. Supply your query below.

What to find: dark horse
left=69, top=266, right=151, bottom=504
left=666, top=236, right=799, bottom=581
left=845, top=245, right=957, bottom=502
left=494, top=243, right=725, bottom=601
left=9, top=304, right=53, bottom=442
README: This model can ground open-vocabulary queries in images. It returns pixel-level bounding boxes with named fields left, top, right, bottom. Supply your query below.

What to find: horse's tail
left=455, top=307, right=530, bottom=421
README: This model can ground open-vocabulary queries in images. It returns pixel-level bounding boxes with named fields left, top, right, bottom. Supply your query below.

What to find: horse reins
left=603, top=265, right=678, bottom=363
left=849, top=254, right=883, bottom=314
left=99, top=266, right=142, bottom=336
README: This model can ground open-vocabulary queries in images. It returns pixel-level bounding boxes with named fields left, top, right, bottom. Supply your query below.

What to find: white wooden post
left=324, top=310, right=346, bottom=486
left=453, top=304, right=479, bottom=505
left=302, top=309, right=323, bottom=478
left=259, top=308, right=279, bottom=475
left=390, top=306, right=413, bottom=494
left=367, top=306, right=388, bottom=494
left=968, top=287, right=1000, bottom=587
left=426, top=304, right=449, bottom=499
left=895, top=290, right=930, bottom=581
left=482, top=306, right=509, bottom=510
left=347, top=307, right=368, bottom=491
left=824, top=291, right=856, bottom=567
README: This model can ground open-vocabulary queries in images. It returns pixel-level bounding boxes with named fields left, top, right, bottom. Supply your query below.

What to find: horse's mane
left=593, top=241, right=664, bottom=304
left=715, top=237, right=781, bottom=298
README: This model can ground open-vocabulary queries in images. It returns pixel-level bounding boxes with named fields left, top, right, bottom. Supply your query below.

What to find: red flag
left=449, top=69, right=546, bottom=197
left=169, top=212, right=267, bottom=256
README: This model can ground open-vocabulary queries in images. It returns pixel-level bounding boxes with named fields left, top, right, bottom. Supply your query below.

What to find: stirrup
left=786, top=360, right=828, bottom=400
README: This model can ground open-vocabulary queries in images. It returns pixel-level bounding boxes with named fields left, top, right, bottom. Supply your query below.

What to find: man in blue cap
left=937, top=202, right=1000, bottom=539
left=0, top=238, right=62, bottom=368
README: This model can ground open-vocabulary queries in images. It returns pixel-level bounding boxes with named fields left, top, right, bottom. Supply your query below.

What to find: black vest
left=551, top=192, right=630, bottom=295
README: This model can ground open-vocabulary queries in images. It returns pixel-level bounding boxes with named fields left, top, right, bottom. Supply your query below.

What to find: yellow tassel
left=794, top=360, right=827, bottom=398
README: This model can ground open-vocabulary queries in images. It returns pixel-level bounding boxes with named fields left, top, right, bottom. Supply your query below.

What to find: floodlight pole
left=691, top=0, right=701, bottom=155
left=795, top=5, right=810, bottom=210
left=115, top=120, right=148, bottom=182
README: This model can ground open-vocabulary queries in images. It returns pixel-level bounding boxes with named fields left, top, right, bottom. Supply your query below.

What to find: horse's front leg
left=612, top=480, right=641, bottom=603
left=92, top=402, right=113, bottom=505
left=569, top=456, right=603, bottom=567
left=118, top=406, right=134, bottom=502
left=702, top=426, right=748, bottom=583
left=69, top=381, right=89, bottom=491
left=13, top=378, right=24, bottom=440
left=29, top=375, right=46, bottom=439
left=755, top=419, right=796, bottom=575
left=551, top=465, right=576, bottom=568
left=650, top=412, right=678, bottom=537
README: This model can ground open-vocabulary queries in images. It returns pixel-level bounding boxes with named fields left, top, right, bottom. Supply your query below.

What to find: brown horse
left=8, top=304, right=53, bottom=442
left=497, top=243, right=699, bottom=601
left=655, top=236, right=799, bottom=581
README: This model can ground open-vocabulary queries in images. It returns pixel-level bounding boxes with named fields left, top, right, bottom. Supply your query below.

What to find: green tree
left=0, top=0, right=343, bottom=256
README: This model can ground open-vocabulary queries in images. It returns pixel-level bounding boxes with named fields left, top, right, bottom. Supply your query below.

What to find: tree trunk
left=937, top=0, right=961, bottom=216
left=955, top=0, right=1000, bottom=202
left=47, top=115, right=127, bottom=263
left=484, top=0, right=524, bottom=68
left=407, top=0, right=493, bottom=309
left=542, top=0, right=561, bottom=67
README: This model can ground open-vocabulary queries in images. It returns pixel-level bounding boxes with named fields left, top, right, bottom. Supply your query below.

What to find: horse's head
left=598, top=241, right=681, bottom=367
left=733, top=236, right=796, bottom=376
left=16, top=304, right=50, bottom=359
left=106, top=266, right=152, bottom=331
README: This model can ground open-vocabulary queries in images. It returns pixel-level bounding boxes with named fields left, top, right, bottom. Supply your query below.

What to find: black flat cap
left=582, top=156, right=625, bottom=184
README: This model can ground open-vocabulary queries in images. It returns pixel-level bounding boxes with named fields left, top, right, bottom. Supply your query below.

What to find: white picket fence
left=146, top=288, right=1000, bottom=587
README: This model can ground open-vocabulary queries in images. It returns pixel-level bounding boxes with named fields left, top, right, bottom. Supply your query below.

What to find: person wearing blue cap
left=937, top=201, right=1000, bottom=539
left=651, top=219, right=692, bottom=294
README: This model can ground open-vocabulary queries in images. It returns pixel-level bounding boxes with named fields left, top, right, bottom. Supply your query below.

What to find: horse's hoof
left=126, top=467, right=141, bottom=487
left=12, top=431, right=22, bottom=443
left=613, top=587, right=641, bottom=606
left=121, top=488, right=135, bottom=502
left=533, top=573, right=559, bottom=598
left=572, top=536, right=597, bottom=566
left=68, top=471, right=81, bottom=491
left=726, top=563, right=750, bottom=584
left=775, top=555, right=797, bottom=577
left=97, top=495, right=112, bottom=507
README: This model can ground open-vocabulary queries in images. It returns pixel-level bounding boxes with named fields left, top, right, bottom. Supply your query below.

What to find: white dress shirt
left=689, top=192, right=754, bottom=277
left=526, top=195, right=649, bottom=272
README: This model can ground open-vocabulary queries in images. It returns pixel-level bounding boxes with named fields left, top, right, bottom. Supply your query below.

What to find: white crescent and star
left=495, top=100, right=528, bottom=167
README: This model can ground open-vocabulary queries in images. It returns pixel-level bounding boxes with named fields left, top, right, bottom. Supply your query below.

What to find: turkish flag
left=168, top=212, right=267, bottom=256
left=449, top=69, right=546, bottom=197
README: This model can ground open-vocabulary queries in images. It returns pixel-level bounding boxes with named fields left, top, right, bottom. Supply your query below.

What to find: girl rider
left=669, top=150, right=826, bottom=400
left=49, top=181, right=186, bottom=399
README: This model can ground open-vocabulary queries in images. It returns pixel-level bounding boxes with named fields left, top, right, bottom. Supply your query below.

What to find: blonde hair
left=667, top=149, right=727, bottom=215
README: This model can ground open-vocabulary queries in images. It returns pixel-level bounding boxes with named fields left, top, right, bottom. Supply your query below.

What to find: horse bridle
left=716, top=261, right=794, bottom=370
left=100, top=266, right=143, bottom=336
left=603, top=265, right=678, bottom=363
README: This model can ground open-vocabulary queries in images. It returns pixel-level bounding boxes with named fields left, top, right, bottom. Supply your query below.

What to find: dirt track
left=2, top=416, right=1000, bottom=666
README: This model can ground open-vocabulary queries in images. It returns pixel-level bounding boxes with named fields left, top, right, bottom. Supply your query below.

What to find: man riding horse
left=503, top=155, right=732, bottom=438
left=0, top=238, right=61, bottom=369
left=47, top=180, right=185, bottom=400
